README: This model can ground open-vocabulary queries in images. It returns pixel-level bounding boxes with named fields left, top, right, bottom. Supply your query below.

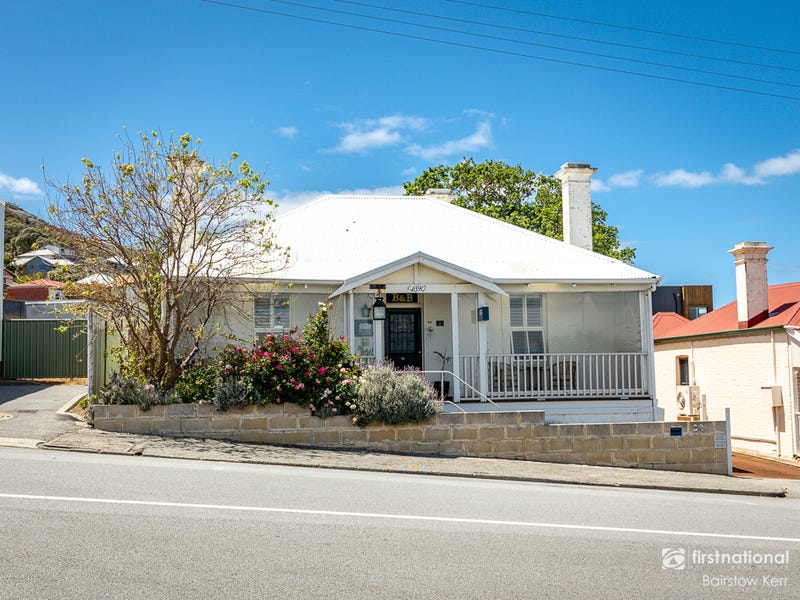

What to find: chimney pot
left=728, top=241, right=773, bottom=328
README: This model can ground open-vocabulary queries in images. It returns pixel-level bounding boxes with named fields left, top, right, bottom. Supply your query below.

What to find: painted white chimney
left=555, top=162, right=596, bottom=252
left=425, top=188, right=455, bottom=203
left=729, top=241, right=773, bottom=328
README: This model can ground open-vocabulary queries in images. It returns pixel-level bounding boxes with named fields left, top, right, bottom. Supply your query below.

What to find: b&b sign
left=388, top=293, right=419, bottom=303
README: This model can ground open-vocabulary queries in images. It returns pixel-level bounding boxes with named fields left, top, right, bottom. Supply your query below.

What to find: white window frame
left=254, top=294, right=290, bottom=335
left=509, top=293, right=545, bottom=354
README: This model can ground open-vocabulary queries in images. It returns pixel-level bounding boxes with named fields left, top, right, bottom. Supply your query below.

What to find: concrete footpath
left=1, top=383, right=797, bottom=498
left=37, top=426, right=800, bottom=498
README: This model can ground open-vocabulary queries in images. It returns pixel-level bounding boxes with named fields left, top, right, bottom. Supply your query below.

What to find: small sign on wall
left=355, top=319, right=373, bottom=337
left=714, top=434, right=727, bottom=449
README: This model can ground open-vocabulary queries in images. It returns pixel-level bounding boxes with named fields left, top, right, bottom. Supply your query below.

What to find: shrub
left=94, top=303, right=362, bottom=415
left=213, top=376, right=257, bottom=411
left=349, top=364, right=441, bottom=427
left=94, top=372, right=169, bottom=411
left=174, top=363, right=220, bottom=404
left=215, top=304, right=360, bottom=415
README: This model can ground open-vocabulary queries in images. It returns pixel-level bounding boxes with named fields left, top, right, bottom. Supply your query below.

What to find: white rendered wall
left=655, top=332, right=795, bottom=456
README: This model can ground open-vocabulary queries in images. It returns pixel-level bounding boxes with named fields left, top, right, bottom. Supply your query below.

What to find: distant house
left=5, top=278, right=66, bottom=302
left=13, top=245, right=76, bottom=277
left=201, top=163, right=662, bottom=424
left=651, top=284, right=713, bottom=320
left=654, top=242, right=799, bottom=459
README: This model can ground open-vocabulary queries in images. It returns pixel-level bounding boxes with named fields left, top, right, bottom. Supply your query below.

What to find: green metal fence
left=2, top=320, right=88, bottom=379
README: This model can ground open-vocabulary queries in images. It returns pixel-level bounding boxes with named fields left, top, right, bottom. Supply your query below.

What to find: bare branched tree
left=47, top=130, right=287, bottom=390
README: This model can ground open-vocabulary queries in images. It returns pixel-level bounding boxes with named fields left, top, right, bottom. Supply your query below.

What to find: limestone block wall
left=90, top=403, right=729, bottom=474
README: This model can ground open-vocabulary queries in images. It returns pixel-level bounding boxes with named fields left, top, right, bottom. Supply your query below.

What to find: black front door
left=385, top=309, right=422, bottom=369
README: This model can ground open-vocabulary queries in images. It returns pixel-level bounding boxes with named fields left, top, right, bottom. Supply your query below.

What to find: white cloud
left=277, top=126, right=298, bottom=138
left=652, top=169, right=717, bottom=188
left=336, top=185, right=405, bottom=196
left=0, top=172, right=44, bottom=197
left=591, top=179, right=611, bottom=193
left=333, top=128, right=403, bottom=154
left=754, top=149, right=800, bottom=177
left=608, top=169, right=643, bottom=188
left=652, top=162, right=763, bottom=188
left=718, top=163, right=761, bottom=185
left=376, top=115, right=427, bottom=130
left=273, top=185, right=405, bottom=212
left=407, top=121, right=493, bottom=161
left=401, top=166, right=417, bottom=176
left=463, top=108, right=495, bottom=119
left=329, top=114, right=428, bottom=154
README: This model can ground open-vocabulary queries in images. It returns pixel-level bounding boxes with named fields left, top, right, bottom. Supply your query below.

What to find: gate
left=2, top=320, right=88, bottom=379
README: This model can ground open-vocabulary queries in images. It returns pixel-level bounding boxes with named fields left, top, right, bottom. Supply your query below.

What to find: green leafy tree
left=404, top=158, right=635, bottom=262
left=47, top=130, right=287, bottom=390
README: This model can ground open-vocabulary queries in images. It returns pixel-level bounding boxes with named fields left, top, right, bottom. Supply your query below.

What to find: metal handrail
left=419, top=369, right=502, bottom=411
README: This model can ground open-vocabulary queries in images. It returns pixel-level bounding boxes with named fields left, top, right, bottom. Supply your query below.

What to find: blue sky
left=1, top=0, right=799, bottom=305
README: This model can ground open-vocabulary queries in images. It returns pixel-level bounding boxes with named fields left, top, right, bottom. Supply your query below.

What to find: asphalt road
left=1, top=448, right=798, bottom=599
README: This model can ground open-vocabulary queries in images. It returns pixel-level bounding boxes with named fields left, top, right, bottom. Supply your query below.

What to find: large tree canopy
left=403, top=158, right=635, bottom=263
left=47, top=131, right=286, bottom=390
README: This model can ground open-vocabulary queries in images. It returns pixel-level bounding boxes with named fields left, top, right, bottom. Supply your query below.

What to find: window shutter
left=254, top=298, right=271, bottom=331
left=526, top=295, right=542, bottom=326
left=510, top=296, right=524, bottom=327
left=273, top=296, right=289, bottom=330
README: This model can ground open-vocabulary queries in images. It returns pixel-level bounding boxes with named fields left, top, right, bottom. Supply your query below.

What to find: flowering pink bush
left=212, top=305, right=360, bottom=416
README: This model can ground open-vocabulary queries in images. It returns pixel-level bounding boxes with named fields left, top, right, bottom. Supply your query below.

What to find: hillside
left=3, top=201, right=82, bottom=258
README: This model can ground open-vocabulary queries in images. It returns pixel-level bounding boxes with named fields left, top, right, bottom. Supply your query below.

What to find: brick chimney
left=729, top=241, right=773, bottom=328
left=555, top=162, right=597, bottom=252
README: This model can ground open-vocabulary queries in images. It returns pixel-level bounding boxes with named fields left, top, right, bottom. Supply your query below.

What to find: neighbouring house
left=5, top=278, right=66, bottom=302
left=654, top=242, right=800, bottom=459
left=13, top=245, right=76, bottom=277
left=651, top=284, right=713, bottom=319
left=204, top=163, right=662, bottom=424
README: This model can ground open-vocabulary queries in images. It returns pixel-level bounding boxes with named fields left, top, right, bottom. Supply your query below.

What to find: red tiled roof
left=10, top=278, right=65, bottom=288
left=652, top=312, right=690, bottom=338
left=655, top=281, right=800, bottom=339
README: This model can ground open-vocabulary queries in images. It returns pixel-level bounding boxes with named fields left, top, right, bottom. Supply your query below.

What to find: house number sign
left=406, top=285, right=427, bottom=293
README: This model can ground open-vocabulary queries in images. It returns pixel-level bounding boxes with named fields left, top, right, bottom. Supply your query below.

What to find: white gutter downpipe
left=784, top=326, right=800, bottom=458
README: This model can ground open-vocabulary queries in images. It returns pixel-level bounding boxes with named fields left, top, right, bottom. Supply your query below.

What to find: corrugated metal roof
left=260, top=195, right=658, bottom=285
left=655, top=281, right=800, bottom=339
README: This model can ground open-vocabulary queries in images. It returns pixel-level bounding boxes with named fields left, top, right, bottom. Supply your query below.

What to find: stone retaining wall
left=90, top=403, right=728, bottom=474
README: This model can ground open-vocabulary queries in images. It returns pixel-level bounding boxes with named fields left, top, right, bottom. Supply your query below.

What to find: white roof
left=255, top=195, right=658, bottom=286
left=76, top=273, right=114, bottom=285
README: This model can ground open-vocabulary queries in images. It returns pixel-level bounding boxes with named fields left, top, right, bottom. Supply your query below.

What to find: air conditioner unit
left=676, top=385, right=701, bottom=416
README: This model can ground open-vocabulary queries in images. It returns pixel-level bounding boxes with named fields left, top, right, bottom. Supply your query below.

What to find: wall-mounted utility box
left=761, top=385, right=783, bottom=407
left=477, top=306, right=489, bottom=321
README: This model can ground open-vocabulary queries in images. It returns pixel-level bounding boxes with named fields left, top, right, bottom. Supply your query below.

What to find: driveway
left=733, top=452, right=800, bottom=480
left=0, top=383, right=87, bottom=446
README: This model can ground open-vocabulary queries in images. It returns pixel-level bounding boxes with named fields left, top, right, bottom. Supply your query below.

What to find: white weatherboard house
left=218, top=163, right=661, bottom=423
